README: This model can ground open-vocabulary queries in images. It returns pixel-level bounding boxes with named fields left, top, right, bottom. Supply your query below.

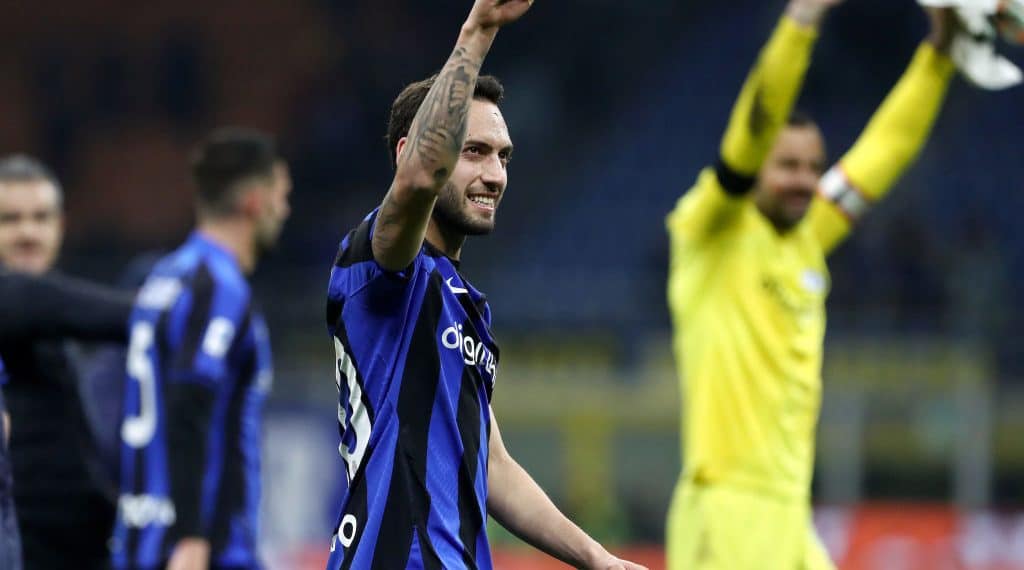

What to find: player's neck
left=425, top=219, right=466, bottom=261
left=196, top=220, right=257, bottom=274
left=755, top=204, right=799, bottom=235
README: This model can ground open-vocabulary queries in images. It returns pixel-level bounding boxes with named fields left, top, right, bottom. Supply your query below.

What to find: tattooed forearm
left=372, top=27, right=496, bottom=271
left=373, top=193, right=402, bottom=254
left=399, top=45, right=484, bottom=185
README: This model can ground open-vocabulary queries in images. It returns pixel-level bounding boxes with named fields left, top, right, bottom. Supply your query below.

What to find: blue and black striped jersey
left=112, top=232, right=273, bottom=570
left=324, top=210, right=500, bottom=570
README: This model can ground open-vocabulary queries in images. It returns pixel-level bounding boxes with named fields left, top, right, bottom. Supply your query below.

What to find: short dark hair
left=0, top=154, right=63, bottom=206
left=787, top=109, right=818, bottom=129
left=191, top=127, right=280, bottom=218
left=386, top=74, right=505, bottom=167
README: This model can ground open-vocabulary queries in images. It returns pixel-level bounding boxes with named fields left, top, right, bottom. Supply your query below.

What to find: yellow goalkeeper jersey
left=667, top=18, right=955, bottom=500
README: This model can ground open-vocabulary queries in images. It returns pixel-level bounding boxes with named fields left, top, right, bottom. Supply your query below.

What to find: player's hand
left=583, top=548, right=649, bottom=570
left=593, top=558, right=649, bottom=570
left=166, top=538, right=211, bottom=570
left=466, top=0, right=535, bottom=31
left=925, top=6, right=959, bottom=54
left=786, top=0, right=845, bottom=28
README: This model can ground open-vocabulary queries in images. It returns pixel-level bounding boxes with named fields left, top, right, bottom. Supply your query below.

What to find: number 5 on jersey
left=123, top=322, right=158, bottom=448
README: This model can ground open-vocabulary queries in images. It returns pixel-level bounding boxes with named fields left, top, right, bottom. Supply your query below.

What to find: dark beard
left=254, top=221, right=282, bottom=260
left=432, top=181, right=494, bottom=237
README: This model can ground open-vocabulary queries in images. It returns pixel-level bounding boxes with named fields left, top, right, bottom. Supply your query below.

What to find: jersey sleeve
left=668, top=16, right=818, bottom=243
left=326, top=210, right=422, bottom=332
left=666, top=167, right=748, bottom=245
left=166, top=381, right=216, bottom=538
left=0, top=270, right=132, bottom=343
left=811, top=43, right=955, bottom=254
left=719, top=16, right=818, bottom=177
left=164, top=266, right=250, bottom=539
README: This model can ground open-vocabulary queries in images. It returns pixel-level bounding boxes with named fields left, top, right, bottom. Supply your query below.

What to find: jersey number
left=123, top=322, right=158, bottom=448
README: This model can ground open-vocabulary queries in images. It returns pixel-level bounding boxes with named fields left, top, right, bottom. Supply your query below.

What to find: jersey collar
left=189, top=231, right=243, bottom=273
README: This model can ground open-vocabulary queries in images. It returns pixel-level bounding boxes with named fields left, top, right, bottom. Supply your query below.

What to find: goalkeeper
left=665, top=1, right=965, bottom=568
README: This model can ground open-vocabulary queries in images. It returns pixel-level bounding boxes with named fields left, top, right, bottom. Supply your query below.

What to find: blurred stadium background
left=3, top=0, right=1024, bottom=568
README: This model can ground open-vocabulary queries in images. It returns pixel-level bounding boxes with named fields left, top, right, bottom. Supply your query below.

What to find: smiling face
left=754, top=124, right=827, bottom=231
left=429, top=98, right=513, bottom=237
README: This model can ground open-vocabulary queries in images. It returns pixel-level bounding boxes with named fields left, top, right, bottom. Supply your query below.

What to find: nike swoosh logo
left=446, top=277, right=469, bottom=295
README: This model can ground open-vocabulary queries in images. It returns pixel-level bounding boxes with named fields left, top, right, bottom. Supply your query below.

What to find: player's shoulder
left=201, top=255, right=250, bottom=298
left=334, top=210, right=377, bottom=270
left=178, top=234, right=251, bottom=299
left=175, top=235, right=252, bottom=309
left=328, top=209, right=433, bottom=300
left=133, top=249, right=194, bottom=312
left=136, top=239, right=252, bottom=317
left=194, top=262, right=252, bottom=328
left=668, top=174, right=755, bottom=256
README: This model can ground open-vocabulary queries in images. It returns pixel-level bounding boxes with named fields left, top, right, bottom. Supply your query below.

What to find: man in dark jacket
left=0, top=154, right=133, bottom=569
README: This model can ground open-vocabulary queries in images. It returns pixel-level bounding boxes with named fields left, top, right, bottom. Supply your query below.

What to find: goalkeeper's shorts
left=666, top=478, right=835, bottom=570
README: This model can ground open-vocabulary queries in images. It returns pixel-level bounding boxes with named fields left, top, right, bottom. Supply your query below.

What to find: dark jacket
left=0, top=269, right=132, bottom=569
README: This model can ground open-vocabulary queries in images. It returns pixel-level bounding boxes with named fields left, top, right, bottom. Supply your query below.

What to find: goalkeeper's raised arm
left=720, top=0, right=839, bottom=179
left=811, top=7, right=958, bottom=252
left=668, top=0, right=842, bottom=242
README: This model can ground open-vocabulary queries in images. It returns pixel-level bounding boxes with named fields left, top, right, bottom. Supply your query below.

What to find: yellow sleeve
left=720, top=16, right=818, bottom=176
left=812, top=43, right=955, bottom=253
left=666, top=168, right=745, bottom=244
left=667, top=17, right=817, bottom=243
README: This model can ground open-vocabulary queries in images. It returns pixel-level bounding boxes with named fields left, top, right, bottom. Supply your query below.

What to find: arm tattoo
left=373, top=39, right=488, bottom=268
left=374, top=192, right=402, bottom=253
left=400, top=46, right=483, bottom=182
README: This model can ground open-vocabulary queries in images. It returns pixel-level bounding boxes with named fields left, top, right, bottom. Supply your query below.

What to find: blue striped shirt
left=112, top=232, right=272, bottom=569
left=325, top=211, right=499, bottom=569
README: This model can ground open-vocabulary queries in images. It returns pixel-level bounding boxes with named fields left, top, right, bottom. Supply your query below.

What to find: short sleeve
left=327, top=210, right=422, bottom=330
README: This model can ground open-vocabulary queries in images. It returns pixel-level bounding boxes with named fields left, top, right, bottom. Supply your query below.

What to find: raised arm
left=0, top=270, right=132, bottom=343
left=720, top=0, right=835, bottom=180
left=372, top=0, right=533, bottom=271
left=812, top=8, right=957, bottom=253
left=486, top=409, right=647, bottom=570
left=667, top=0, right=837, bottom=242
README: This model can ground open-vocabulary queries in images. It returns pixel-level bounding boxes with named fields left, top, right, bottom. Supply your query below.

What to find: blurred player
left=0, top=154, right=134, bottom=569
left=111, top=128, right=291, bottom=570
left=664, top=2, right=966, bottom=569
left=324, top=1, right=645, bottom=569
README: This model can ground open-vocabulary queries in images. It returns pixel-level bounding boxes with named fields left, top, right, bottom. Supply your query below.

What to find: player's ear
left=395, top=137, right=410, bottom=165
left=237, top=186, right=264, bottom=219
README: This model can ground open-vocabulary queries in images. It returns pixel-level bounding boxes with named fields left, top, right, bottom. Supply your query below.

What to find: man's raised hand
left=466, top=0, right=535, bottom=32
left=786, top=0, right=846, bottom=28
